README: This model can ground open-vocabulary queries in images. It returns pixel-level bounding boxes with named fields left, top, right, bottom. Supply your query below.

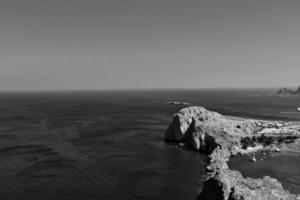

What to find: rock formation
left=165, top=106, right=300, bottom=200
left=276, top=88, right=294, bottom=96
left=293, top=86, right=300, bottom=95
left=165, top=101, right=191, bottom=106
left=276, top=86, right=300, bottom=96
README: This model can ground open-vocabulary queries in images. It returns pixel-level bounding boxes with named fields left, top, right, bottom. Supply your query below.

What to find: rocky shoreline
left=165, top=106, right=300, bottom=200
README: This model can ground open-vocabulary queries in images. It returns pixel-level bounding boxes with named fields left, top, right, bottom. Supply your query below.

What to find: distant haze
left=1, top=0, right=300, bottom=91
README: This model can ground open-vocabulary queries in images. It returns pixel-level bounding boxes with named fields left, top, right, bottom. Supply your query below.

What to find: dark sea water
left=0, top=89, right=300, bottom=200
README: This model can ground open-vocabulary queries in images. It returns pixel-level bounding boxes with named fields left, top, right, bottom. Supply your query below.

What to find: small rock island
left=276, top=86, right=300, bottom=96
left=165, top=106, right=300, bottom=200
left=165, top=101, right=192, bottom=106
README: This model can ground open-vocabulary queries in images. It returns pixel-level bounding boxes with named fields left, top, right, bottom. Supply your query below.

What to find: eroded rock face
left=165, top=106, right=300, bottom=200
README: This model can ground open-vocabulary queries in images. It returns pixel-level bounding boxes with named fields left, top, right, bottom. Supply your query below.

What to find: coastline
left=165, top=106, right=300, bottom=200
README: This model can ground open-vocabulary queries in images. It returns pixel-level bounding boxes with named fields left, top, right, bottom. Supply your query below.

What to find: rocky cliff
left=165, top=106, right=300, bottom=200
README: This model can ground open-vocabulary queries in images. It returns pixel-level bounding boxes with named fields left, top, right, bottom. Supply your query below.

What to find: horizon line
left=0, top=86, right=295, bottom=93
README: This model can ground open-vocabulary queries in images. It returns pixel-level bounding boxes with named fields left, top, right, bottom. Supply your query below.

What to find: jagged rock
left=165, top=106, right=300, bottom=200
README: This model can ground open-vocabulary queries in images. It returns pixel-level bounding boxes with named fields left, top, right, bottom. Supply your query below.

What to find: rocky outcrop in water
left=276, top=86, right=300, bottom=96
left=165, top=106, right=300, bottom=200
left=293, top=86, right=300, bottom=95
left=276, top=88, right=294, bottom=96
left=165, top=101, right=191, bottom=106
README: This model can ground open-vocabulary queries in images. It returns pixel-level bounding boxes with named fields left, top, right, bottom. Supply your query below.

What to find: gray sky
left=1, top=0, right=300, bottom=90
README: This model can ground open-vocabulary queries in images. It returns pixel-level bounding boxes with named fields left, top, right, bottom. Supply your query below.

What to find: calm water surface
left=0, top=89, right=299, bottom=199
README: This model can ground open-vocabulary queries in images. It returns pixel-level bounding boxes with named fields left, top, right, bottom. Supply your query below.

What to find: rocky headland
left=165, top=106, right=300, bottom=200
left=276, top=86, right=300, bottom=96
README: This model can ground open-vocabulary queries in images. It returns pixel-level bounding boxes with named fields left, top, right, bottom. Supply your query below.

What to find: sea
left=0, top=89, right=299, bottom=200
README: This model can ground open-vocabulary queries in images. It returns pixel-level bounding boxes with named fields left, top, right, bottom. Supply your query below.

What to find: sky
left=1, top=0, right=300, bottom=90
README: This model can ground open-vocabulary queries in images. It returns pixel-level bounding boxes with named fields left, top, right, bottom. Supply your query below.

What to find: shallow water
left=228, top=151, right=300, bottom=194
left=0, top=89, right=299, bottom=199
